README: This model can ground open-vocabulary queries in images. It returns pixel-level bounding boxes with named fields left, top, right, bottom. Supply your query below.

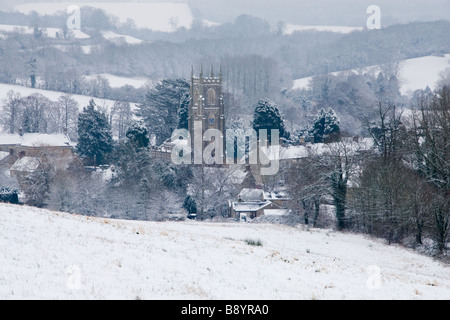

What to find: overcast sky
left=1, top=0, right=449, bottom=26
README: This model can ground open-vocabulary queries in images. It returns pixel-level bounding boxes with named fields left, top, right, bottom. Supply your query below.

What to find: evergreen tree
left=126, top=123, right=150, bottom=150
left=0, top=187, right=19, bottom=204
left=77, top=100, right=113, bottom=166
left=252, top=98, right=289, bottom=141
left=136, top=79, right=189, bottom=146
left=311, top=108, right=341, bottom=143
left=111, top=122, right=154, bottom=190
left=177, top=93, right=190, bottom=130
left=183, top=195, right=197, bottom=214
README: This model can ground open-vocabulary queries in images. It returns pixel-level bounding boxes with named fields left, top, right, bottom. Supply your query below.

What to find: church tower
left=188, top=65, right=226, bottom=163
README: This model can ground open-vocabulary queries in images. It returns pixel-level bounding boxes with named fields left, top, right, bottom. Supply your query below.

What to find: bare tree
left=326, top=140, right=362, bottom=230
left=1, top=90, right=22, bottom=134
left=367, top=101, right=405, bottom=164
left=189, top=165, right=244, bottom=220
left=411, top=86, right=450, bottom=253
left=354, top=158, right=425, bottom=244
left=286, top=157, right=327, bottom=227
left=109, top=101, right=133, bottom=140
left=57, top=94, right=79, bottom=138
left=286, top=140, right=362, bottom=230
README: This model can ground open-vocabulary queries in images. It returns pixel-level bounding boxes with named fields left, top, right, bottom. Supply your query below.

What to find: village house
left=0, top=149, right=17, bottom=171
left=0, top=133, right=76, bottom=178
left=263, top=190, right=290, bottom=208
left=228, top=187, right=290, bottom=221
left=229, top=199, right=283, bottom=221
left=0, top=133, right=74, bottom=159
left=10, top=156, right=41, bottom=179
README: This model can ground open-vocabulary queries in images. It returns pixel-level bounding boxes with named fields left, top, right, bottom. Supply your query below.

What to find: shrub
left=243, top=238, right=263, bottom=246
left=0, top=187, right=19, bottom=204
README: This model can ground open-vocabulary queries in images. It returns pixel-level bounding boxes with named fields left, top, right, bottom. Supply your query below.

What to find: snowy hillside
left=0, top=203, right=449, bottom=300
left=284, top=25, right=364, bottom=35
left=14, top=2, right=194, bottom=32
left=84, top=74, right=149, bottom=89
left=0, top=24, right=90, bottom=39
left=101, top=31, right=144, bottom=45
left=292, top=54, right=450, bottom=95
left=0, top=83, right=138, bottom=114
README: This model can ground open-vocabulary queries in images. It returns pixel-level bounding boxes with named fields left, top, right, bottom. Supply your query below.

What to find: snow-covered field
left=14, top=2, right=194, bottom=32
left=0, top=83, right=138, bottom=113
left=0, top=203, right=449, bottom=300
left=84, top=73, right=149, bottom=89
left=101, top=31, right=144, bottom=45
left=0, top=24, right=90, bottom=39
left=284, top=25, right=364, bottom=35
left=292, top=54, right=450, bottom=95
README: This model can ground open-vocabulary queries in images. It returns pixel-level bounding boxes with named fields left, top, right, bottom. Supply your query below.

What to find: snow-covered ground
left=0, top=203, right=449, bottom=300
left=400, top=55, right=450, bottom=95
left=284, top=25, right=364, bottom=35
left=84, top=74, right=149, bottom=89
left=101, top=31, right=144, bottom=45
left=14, top=2, right=194, bottom=33
left=292, top=54, right=450, bottom=96
left=0, top=24, right=90, bottom=39
left=0, top=83, right=138, bottom=113
left=0, top=133, right=72, bottom=147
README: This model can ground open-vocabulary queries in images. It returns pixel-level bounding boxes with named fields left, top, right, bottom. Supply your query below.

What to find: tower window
left=206, top=88, right=216, bottom=106
left=194, top=89, right=199, bottom=106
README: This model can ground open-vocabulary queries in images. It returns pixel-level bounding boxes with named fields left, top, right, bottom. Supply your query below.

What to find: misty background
left=1, top=0, right=450, bottom=26
left=0, top=0, right=449, bottom=136
left=0, top=0, right=449, bottom=255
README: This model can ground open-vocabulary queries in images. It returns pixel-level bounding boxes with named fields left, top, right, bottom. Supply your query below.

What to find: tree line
left=0, top=91, right=79, bottom=138
left=1, top=76, right=448, bottom=257
left=285, top=86, right=449, bottom=255
left=1, top=8, right=449, bottom=109
left=0, top=90, right=134, bottom=141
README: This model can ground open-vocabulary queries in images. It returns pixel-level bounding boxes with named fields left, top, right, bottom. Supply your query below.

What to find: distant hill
left=0, top=83, right=138, bottom=114
left=292, top=54, right=450, bottom=96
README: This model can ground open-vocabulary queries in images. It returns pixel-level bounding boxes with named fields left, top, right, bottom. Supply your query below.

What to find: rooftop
left=0, top=151, right=9, bottom=161
left=10, top=157, right=40, bottom=173
left=264, top=191, right=290, bottom=201
left=264, top=209, right=289, bottom=216
left=232, top=200, right=273, bottom=212
left=239, top=188, right=264, bottom=201
left=0, top=133, right=73, bottom=148
left=260, top=138, right=375, bottom=161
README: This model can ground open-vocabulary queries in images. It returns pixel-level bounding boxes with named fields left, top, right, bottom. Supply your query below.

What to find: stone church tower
left=188, top=65, right=226, bottom=163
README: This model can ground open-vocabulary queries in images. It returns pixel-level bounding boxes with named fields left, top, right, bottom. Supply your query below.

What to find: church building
left=188, top=65, right=226, bottom=164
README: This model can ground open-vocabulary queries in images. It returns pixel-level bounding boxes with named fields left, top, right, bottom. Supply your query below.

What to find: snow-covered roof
left=264, top=209, right=289, bottom=216
left=260, top=138, right=375, bottom=161
left=0, top=134, right=72, bottom=147
left=0, top=151, right=9, bottom=161
left=239, top=188, right=264, bottom=201
left=101, top=31, right=144, bottom=45
left=232, top=200, right=273, bottom=212
left=264, top=191, right=290, bottom=201
left=10, top=157, right=40, bottom=173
